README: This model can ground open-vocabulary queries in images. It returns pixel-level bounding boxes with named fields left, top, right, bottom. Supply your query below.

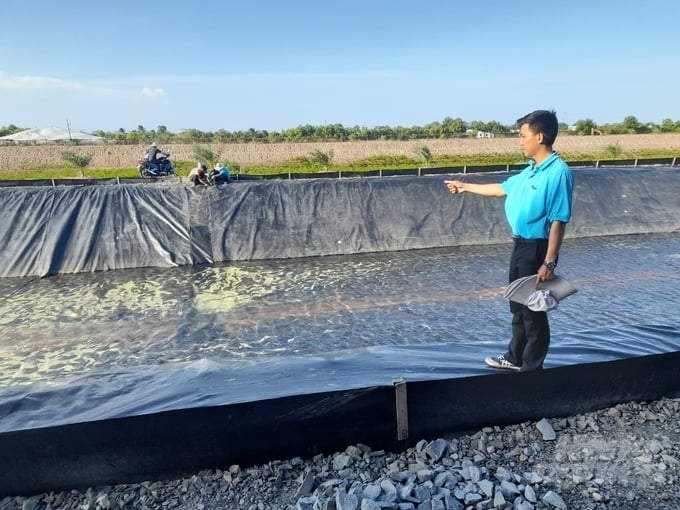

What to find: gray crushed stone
left=2, top=397, right=679, bottom=510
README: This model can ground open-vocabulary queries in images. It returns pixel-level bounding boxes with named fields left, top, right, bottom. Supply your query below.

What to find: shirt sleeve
left=545, top=168, right=574, bottom=223
left=502, top=172, right=520, bottom=195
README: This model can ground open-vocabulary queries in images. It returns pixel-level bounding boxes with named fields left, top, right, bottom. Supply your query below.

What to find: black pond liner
left=0, top=332, right=678, bottom=496
left=0, top=166, right=679, bottom=496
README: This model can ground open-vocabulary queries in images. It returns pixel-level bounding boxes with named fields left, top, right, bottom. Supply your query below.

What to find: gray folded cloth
left=503, top=275, right=577, bottom=312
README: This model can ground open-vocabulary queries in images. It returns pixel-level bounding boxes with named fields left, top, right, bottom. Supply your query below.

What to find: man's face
left=518, top=123, right=542, bottom=159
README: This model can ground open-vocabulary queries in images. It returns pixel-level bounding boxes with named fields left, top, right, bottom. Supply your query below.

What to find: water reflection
left=1, top=233, right=679, bottom=388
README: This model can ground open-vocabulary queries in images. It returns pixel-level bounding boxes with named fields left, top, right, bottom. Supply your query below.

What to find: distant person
left=210, top=163, right=231, bottom=184
left=445, top=109, right=574, bottom=372
left=145, top=142, right=162, bottom=166
left=189, top=162, right=211, bottom=186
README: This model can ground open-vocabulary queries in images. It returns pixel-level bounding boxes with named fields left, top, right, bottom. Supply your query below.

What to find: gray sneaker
left=485, top=355, right=521, bottom=371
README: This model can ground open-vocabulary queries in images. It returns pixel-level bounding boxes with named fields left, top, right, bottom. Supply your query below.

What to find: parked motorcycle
left=138, top=152, right=176, bottom=178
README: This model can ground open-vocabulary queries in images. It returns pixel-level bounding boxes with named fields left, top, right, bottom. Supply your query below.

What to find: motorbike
left=138, top=152, right=176, bottom=178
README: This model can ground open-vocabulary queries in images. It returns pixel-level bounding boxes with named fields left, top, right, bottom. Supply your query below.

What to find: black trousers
left=505, top=238, right=551, bottom=371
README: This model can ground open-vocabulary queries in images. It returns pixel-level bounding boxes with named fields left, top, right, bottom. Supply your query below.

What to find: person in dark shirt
left=145, top=142, right=163, bottom=170
left=146, top=142, right=161, bottom=160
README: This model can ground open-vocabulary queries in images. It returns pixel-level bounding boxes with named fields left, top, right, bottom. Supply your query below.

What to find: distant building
left=0, top=126, right=104, bottom=144
left=476, top=131, right=495, bottom=139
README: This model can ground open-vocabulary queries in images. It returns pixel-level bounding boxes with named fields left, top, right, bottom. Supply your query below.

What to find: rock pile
left=2, top=397, right=678, bottom=510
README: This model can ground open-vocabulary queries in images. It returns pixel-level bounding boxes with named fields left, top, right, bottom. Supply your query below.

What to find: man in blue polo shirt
left=445, top=110, right=574, bottom=371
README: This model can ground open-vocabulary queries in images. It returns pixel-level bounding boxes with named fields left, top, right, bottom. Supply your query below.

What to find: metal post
left=393, top=378, right=408, bottom=441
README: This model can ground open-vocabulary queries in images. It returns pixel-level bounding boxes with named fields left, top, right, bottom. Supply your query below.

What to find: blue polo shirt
left=501, top=152, right=574, bottom=239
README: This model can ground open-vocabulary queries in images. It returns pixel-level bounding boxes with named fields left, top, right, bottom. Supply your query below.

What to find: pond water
left=1, top=232, right=679, bottom=389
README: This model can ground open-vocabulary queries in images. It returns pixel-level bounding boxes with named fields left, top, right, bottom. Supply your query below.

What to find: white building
left=476, top=131, right=495, bottom=138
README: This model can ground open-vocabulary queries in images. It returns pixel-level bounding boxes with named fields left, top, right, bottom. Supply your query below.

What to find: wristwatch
left=543, top=260, right=557, bottom=270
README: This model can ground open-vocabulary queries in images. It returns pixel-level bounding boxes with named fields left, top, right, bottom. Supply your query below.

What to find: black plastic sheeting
left=2, top=166, right=680, bottom=277
left=1, top=345, right=679, bottom=496
left=1, top=231, right=678, bottom=435
left=0, top=166, right=679, bottom=496
left=1, top=324, right=679, bottom=434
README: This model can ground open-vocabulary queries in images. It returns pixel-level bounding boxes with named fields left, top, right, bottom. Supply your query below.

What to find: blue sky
left=1, top=0, right=678, bottom=133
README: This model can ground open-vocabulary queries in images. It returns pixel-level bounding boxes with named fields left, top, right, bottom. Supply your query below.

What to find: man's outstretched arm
left=445, top=180, right=505, bottom=197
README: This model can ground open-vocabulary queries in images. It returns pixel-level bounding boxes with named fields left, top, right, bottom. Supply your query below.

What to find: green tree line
left=2, top=116, right=680, bottom=145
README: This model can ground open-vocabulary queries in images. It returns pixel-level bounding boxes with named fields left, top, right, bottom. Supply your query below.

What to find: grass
left=205, top=147, right=677, bottom=176
left=0, top=162, right=196, bottom=181
left=1, top=148, right=677, bottom=181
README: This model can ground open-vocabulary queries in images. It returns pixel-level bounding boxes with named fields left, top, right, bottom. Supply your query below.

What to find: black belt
left=513, top=236, right=548, bottom=244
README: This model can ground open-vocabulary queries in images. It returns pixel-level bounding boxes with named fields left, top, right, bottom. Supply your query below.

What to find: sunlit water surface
left=1, top=233, right=679, bottom=388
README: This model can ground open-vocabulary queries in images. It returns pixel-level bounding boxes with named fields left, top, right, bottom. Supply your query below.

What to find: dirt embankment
left=1, top=134, right=679, bottom=172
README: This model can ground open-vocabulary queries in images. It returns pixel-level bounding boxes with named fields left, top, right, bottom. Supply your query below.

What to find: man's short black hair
left=517, top=110, right=559, bottom=147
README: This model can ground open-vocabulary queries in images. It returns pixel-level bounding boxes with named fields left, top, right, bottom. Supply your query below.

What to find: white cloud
left=141, top=87, right=167, bottom=97
left=0, top=71, right=167, bottom=102
left=0, top=73, right=68, bottom=91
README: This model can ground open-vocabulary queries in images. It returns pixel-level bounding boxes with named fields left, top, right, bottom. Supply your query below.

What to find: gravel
left=2, top=396, right=679, bottom=510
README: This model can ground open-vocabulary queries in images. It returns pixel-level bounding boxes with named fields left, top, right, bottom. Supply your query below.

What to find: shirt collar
left=529, top=151, right=559, bottom=172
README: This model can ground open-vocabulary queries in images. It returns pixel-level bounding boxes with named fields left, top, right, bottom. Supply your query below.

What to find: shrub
left=414, top=145, right=432, bottom=165
left=193, top=145, right=220, bottom=168
left=307, top=149, right=334, bottom=170
left=61, top=151, right=92, bottom=176
left=604, top=143, right=623, bottom=158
